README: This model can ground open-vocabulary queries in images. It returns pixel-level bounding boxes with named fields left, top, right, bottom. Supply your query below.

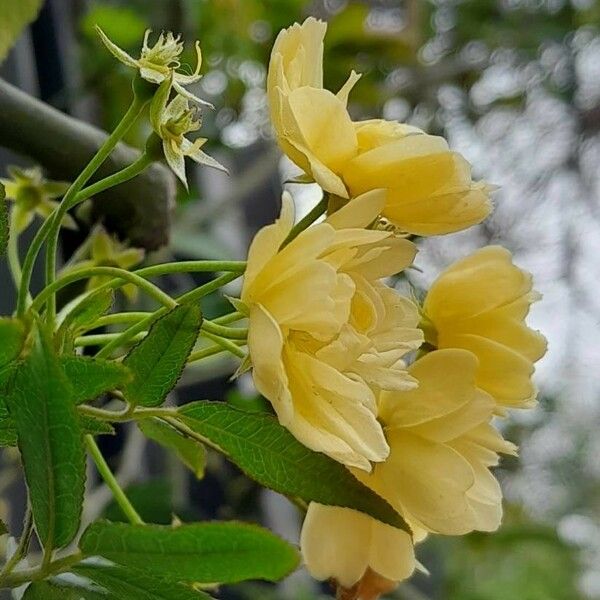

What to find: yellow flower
left=95, top=27, right=211, bottom=106
left=301, top=502, right=415, bottom=592
left=301, top=349, right=513, bottom=591
left=241, top=190, right=422, bottom=470
left=267, top=19, right=492, bottom=235
left=342, top=120, right=493, bottom=236
left=64, top=226, right=144, bottom=301
left=267, top=17, right=361, bottom=198
left=1, top=166, right=75, bottom=233
left=150, top=82, right=227, bottom=188
left=422, top=246, right=547, bottom=409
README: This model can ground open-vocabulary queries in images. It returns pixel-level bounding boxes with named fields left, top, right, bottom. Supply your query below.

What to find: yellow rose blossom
left=422, top=246, right=547, bottom=409
left=301, top=349, right=514, bottom=593
left=241, top=190, right=423, bottom=470
left=267, top=19, right=492, bottom=234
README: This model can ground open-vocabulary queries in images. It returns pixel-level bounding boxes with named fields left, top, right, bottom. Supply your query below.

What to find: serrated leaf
left=122, top=304, right=202, bottom=407
left=0, top=182, right=8, bottom=257
left=62, top=356, right=131, bottom=404
left=177, top=402, right=409, bottom=531
left=6, top=324, right=86, bottom=549
left=23, top=580, right=110, bottom=600
left=138, top=419, right=206, bottom=478
left=0, top=317, right=26, bottom=368
left=0, top=364, right=18, bottom=447
left=74, top=563, right=213, bottom=600
left=79, top=521, right=300, bottom=584
left=0, top=0, right=44, bottom=62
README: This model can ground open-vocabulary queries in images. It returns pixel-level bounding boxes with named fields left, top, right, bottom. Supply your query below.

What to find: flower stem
left=29, top=266, right=177, bottom=314
left=84, top=435, right=144, bottom=525
left=0, top=507, right=33, bottom=582
left=6, top=212, right=22, bottom=289
left=201, top=320, right=248, bottom=340
left=280, top=194, right=328, bottom=249
left=94, top=271, right=243, bottom=360
left=201, top=330, right=246, bottom=358
left=41, top=94, right=148, bottom=326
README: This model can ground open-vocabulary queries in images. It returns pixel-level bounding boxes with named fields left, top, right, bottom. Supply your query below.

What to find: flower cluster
left=241, top=17, right=547, bottom=598
left=98, top=27, right=226, bottom=188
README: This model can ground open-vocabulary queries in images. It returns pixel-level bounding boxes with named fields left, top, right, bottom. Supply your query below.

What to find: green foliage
left=122, top=304, right=202, bottom=407
left=0, top=317, right=25, bottom=368
left=6, top=324, right=85, bottom=550
left=0, top=0, right=43, bottom=62
left=138, top=419, right=206, bottom=478
left=177, top=402, right=409, bottom=531
left=79, top=415, right=116, bottom=437
left=23, top=580, right=108, bottom=600
left=0, top=519, right=7, bottom=535
left=0, top=182, right=7, bottom=257
left=74, top=563, right=213, bottom=600
left=58, top=290, right=114, bottom=345
left=62, top=355, right=131, bottom=404
left=437, top=525, right=582, bottom=600
left=81, top=4, right=147, bottom=47
left=103, top=480, right=173, bottom=525
left=79, top=521, right=300, bottom=584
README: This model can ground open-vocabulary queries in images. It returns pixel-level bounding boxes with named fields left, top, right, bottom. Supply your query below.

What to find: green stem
left=214, top=311, right=245, bottom=325
left=6, top=213, right=22, bottom=289
left=201, top=320, right=248, bottom=340
left=85, top=435, right=144, bottom=525
left=72, top=152, right=152, bottom=205
left=188, top=340, right=245, bottom=363
left=136, top=260, right=246, bottom=277
left=91, top=311, right=151, bottom=328
left=280, top=194, right=328, bottom=249
left=94, top=271, right=242, bottom=359
left=0, top=551, right=83, bottom=589
left=43, top=94, right=148, bottom=326
left=201, top=330, right=246, bottom=358
left=30, top=266, right=177, bottom=313
left=75, top=332, right=146, bottom=348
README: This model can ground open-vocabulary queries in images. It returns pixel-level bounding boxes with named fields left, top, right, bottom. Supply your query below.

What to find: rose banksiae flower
left=62, top=226, right=144, bottom=301
left=267, top=18, right=492, bottom=235
left=301, top=349, right=516, bottom=595
left=149, top=80, right=227, bottom=188
left=420, top=246, right=547, bottom=410
left=1, top=166, right=75, bottom=233
left=240, top=189, right=423, bottom=470
left=95, top=26, right=211, bottom=106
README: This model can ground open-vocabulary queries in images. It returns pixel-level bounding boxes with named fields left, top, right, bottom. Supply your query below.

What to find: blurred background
left=1, top=0, right=600, bottom=599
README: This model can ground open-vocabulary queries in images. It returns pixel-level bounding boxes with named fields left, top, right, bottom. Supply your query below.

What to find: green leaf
left=62, top=356, right=131, bottom=404
left=6, top=324, right=86, bottom=549
left=177, top=402, right=409, bottom=531
left=74, top=563, right=213, bottom=600
left=0, top=182, right=8, bottom=257
left=80, top=415, right=116, bottom=437
left=23, top=580, right=109, bottom=600
left=138, top=419, right=206, bottom=478
left=103, top=480, right=173, bottom=525
left=0, top=364, right=18, bottom=447
left=0, top=0, right=44, bottom=62
left=122, top=304, right=202, bottom=407
left=79, top=521, right=300, bottom=584
left=0, top=317, right=26, bottom=368
left=57, top=290, right=114, bottom=349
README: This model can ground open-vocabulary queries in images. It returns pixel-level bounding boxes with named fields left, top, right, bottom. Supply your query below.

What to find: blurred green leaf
left=139, top=419, right=206, bottom=478
left=81, top=4, right=147, bottom=47
left=6, top=323, right=85, bottom=550
left=102, top=480, right=173, bottom=525
left=62, top=355, right=131, bottom=404
left=74, top=563, right=213, bottom=600
left=0, top=0, right=43, bottom=62
left=177, top=402, right=409, bottom=531
left=123, top=304, right=202, bottom=407
left=79, top=521, right=300, bottom=583
left=0, top=318, right=25, bottom=368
